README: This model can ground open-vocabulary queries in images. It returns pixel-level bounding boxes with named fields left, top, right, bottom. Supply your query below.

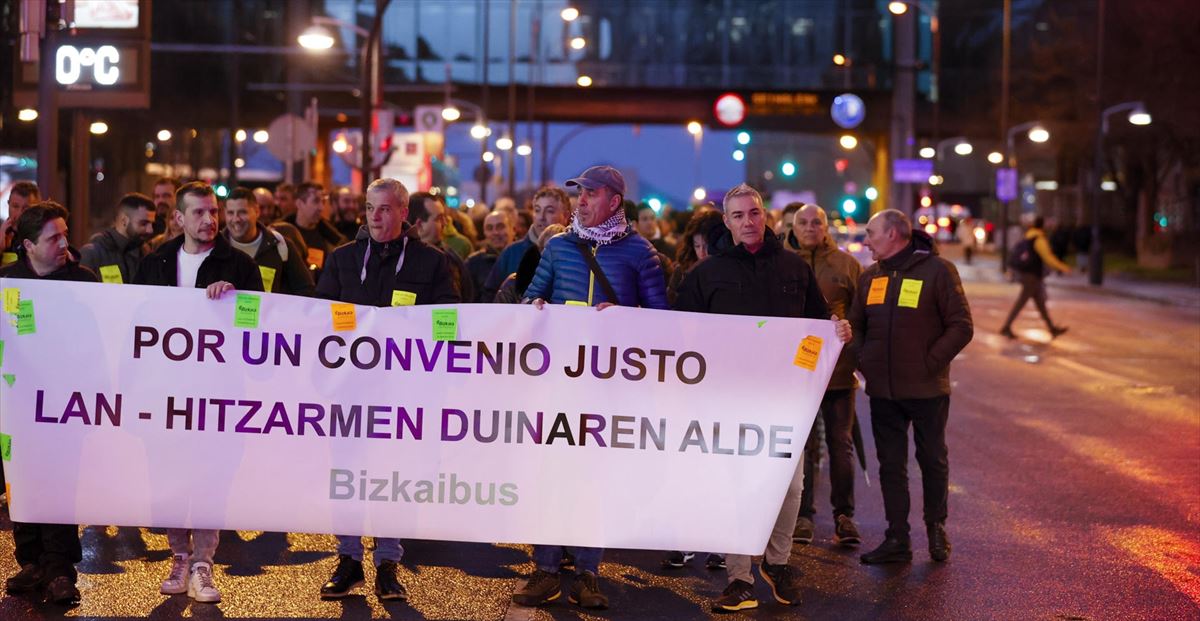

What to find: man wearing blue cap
left=511, top=165, right=668, bottom=610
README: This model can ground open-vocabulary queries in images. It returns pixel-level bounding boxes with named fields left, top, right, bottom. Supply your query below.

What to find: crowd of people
left=0, top=167, right=973, bottom=613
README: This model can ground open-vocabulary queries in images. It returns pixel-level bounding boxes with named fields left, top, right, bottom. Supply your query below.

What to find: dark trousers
left=13, top=521, right=82, bottom=580
left=869, top=396, right=950, bottom=541
left=1002, top=272, right=1054, bottom=330
left=799, top=389, right=856, bottom=519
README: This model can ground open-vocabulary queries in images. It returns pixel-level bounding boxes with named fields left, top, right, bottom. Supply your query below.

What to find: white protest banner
left=0, top=279, right=841, bottom=555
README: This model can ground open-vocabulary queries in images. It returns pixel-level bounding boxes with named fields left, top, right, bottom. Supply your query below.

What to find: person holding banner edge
left=673, top=183, right=852, bottom=612
left=513, top=165, right=668, bottom=611
left=314, top=177, right=459, bottom=602
left=0, top=201, right=97, bottom=606
left=134, top=181, right=264, bottom=604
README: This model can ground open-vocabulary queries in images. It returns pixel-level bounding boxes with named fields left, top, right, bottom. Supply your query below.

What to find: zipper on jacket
left=587, top=245, right=597, bottom=306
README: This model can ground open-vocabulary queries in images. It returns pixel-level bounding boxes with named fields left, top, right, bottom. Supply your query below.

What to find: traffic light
left=780, top=160, right=797, bottom=177
left=835, top=158, right=848, bottom=174
left=736, top=131, right=751, bottom=146
left=838, top=196, right=864, bottom=217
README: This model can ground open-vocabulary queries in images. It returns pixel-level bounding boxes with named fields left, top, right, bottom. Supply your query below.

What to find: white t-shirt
left=177, top=246, right=213, bottom=289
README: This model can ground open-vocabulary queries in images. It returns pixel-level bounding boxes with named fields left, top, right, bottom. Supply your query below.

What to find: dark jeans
left=868, top=396, right=950, bottom=541
left=13, top=521, right=82, bottom=580
left=1002, top=272, right=1054, bottom=330
left=799, top=389, right=856, bottom=520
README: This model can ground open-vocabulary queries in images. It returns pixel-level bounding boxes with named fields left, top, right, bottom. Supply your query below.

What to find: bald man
left=790, top=205, right=864, bottom=547
left=465, top=210, right=513, bottom=301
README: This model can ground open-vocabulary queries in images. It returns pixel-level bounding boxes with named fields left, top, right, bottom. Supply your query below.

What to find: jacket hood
left=880, top=228, right=938, bottom=271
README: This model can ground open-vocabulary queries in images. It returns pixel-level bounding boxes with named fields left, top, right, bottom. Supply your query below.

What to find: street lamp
left=89, top=121, right=108, bottom=135
left=157, top=129, right=172, bottom=142
left=441, top=107, right=462, bottom=122
left=252, top=130, right=269, bottom=144
left=570, top=37, right=586, bottom=50
left=953, top=141, right=973, bottom=155
left=496, top=136, right=513, bottom=151
left=888, top=1, right=909, bottom=14
left=997, top=120, right=1051, bottom=270
left=987, top=151, right=1004, bottom=164
left=1089, top=100, right=1152, bottom=285
left=1027, top=126, right=1050, bottom=143
left=887, top=0, right=939, bottom=215
left=17, top=108, right=38, bottom=122
left=576, top=75, right=593, bottom=87
left=687, top=121, right=703, bottom=136
left=839, top=134, right=858, bottom=150
left=561, top=7, right=579, bottom=21
left=297, top=25, right=336, bottom=50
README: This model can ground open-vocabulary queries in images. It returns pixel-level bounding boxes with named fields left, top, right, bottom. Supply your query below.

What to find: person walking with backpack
left=1000, top=216, right=1072, bottom=339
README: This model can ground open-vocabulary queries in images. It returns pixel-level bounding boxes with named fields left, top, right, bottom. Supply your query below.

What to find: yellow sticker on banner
left=3, top=288, right=18, bottom=314
left=391, top=290, right=416, bottom=306
left=793, top=335, right=823, bottom=371
left=565, top=300, right=588, bottom=306
left=866, top=276, right=888, bottom=305
left=331, top=303, right=356, bottom=331
left=898, top=278, right=923, bottom=308
left=0, top=253, right=16, bottom=266
left=99, top=265, right=123, bottom=284
left=306, top=247, right=326, bottom=269
left=259, top=266, right=277, bottom=292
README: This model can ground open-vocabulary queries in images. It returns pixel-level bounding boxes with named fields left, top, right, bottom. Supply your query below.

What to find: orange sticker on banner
left=306, top=247, right=326, bottom=269
left=793, top=335, right=823, bottom=371
left=867, top=276, right=889, bottom=305
left=331, top=303, right=356, bottom=331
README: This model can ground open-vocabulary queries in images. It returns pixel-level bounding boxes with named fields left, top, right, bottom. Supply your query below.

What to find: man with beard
left=80, top=193, right=156, bottom=283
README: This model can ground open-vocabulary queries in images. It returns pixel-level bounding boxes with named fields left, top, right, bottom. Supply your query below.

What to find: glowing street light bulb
left=89, top=121, right=109, bottom=135
left=687, top=121, right=703, bottom=135
left=919, top=147, right=936, bottom=159
left=954, top=141, right=973, bottom=156
left=732, top=149, right=745, bottom=161
left=332, top=136, right=349, bottom=153
left=470, top=124, right=489, bottom=140
left=833, top=54, right=847, bottom=66
left=692, top=188, right=707, bottom=202
left=987, top=151, right=1004, bottom=164
left=1128, top=109, right=1152, bottom=126
left=839, top=134, right=858, bottom=150
left=17, top=108, right=37, bottom=122
left=234, top=157, right=245, bottom=168
left=253, top=130, right=269, bottom=143
left=570, top=37, right=586, bottom=50
left=157, top=129, right=172, bottom=142
left=441, top=107, right=461, bottom=122
left=516, top=144, right=532, bottom=156
left=297, top=26, right=335, bottom=50
left=736, top=131, right=751, bottom=145
left=496, top=137, right=513, bottom=151
left=482, top=151, right=495, bottom=162
left=561, top=7, right=579, bottom=21
left=235, top=129, right=247, bottom=143
left=888, top=1, right=909, bottom=15
left=576, top=75, right=593, bottom=87
left=1027, top=126, right=1050, bottom=143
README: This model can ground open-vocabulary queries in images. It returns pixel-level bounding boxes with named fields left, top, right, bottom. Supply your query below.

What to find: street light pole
left=999, top=0, right=1011, bottom=272
left=1090, top=0, right=1106, bottom=286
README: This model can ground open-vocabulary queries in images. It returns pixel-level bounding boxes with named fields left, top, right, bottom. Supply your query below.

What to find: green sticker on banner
left=0, top=433, right=10, bottom=462
left=15, top=300, right=34, bottom=335
left=432, top=309, right=458, bottom=341
left=233, top=293, right=261, bottom=329
left=0, top=340, right=5, bottom=366
left=757, top=320, right=767, bottom=328
left=2, top=374, right=13, bottom=387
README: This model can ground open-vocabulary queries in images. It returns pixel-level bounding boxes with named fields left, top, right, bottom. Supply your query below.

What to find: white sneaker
left=160, top=553, right=190, bottom=594
left=188, top=561, right=221, bottom=603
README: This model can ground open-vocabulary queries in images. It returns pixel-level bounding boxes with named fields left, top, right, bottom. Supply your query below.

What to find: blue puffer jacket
left=524, top=229, right=668, bottom=309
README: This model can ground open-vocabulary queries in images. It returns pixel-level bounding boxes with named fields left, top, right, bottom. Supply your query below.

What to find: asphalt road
left=2, top=259, right=1197, bottom=621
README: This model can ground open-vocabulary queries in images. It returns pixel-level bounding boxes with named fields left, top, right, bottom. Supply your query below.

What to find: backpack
left=1008, top=236, right=1043, bottom=274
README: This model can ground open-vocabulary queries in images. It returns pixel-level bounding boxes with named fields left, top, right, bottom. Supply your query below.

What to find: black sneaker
left=5, top=564, right=45, bottom=594
left=859, top=537, right=913, bottom=564
left=759, top=561, right=802, bottom=606
left=792, top=517, right=814, bottom=544
left=928, top=523, right=951, bottom=562
left=374, top=560, right=407, bottom=601
left=568, top=571, right=609, bottom=610
left=833, top=515, right=862, bottom=547
left=45, top=576, right=80, bottom=606
left=999, top=327, right=1017, bottom=340
left=661, top=551, right=695, bottom=568
left=512, top=569, right=560, bottom=607
left=711, top=579, right=758, bottom=612
left=705, top=554, right=727, bottom=570
left=320, top=554, right=365, bottom=599
left=1050, top=325, right=1069, bottom=338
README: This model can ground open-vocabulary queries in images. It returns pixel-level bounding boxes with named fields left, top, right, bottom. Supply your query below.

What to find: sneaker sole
left=320, top=579, right=364, bottom=599
left=375, top=590, right=408, bottom=601
left=759, top=570, right=799, bottom=606
left=189, top=592, right=222, bottom=603
left=512, top=590, right=560, bottom=607
left=568, top=595, right=609, bottom=610
left=713, top=599, right=759, bottom=612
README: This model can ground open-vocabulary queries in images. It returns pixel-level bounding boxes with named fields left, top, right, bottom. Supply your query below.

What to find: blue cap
left=566, top=165, right=626, bottom=197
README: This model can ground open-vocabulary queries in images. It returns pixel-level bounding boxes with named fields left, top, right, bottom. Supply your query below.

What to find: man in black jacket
left=675, top=184, right=851, bottom=613
left=222, top=187, right=314, bottom=296
left=849, top=209, right=973, bottom=566
left=133, top=182, right=262, bottom=604
left=0, top=202, right=94, bottom=606
left=314, top=178, right=458, bottom=604
left=282, top=182, right=346, bottom=277
left=79, top=192, right=156, bottom=283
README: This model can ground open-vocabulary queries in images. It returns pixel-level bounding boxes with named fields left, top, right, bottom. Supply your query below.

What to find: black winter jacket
left=133, top=234, right=264, bottom=291
left=222, top=227, right=315, bottom=296
left=79, top=228, right=147, bottom=283
left=315, top=224, right=460, bottom=307
left=673, top=230, right=829, bottom=320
